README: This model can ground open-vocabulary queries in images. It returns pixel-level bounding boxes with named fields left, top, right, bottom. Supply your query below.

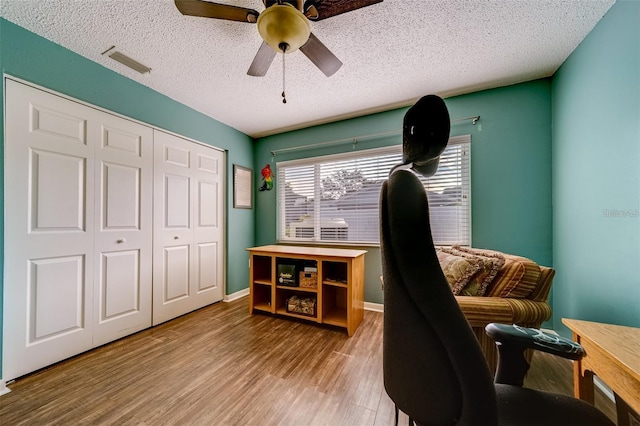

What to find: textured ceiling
left=1, top=0, right=615, bottom=137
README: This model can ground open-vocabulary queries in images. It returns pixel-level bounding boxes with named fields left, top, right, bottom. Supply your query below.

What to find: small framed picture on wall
left=233, top=164, right=253, bottom=209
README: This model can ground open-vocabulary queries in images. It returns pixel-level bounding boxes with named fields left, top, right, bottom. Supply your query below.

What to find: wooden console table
left=562, top=318, right=640, bottom=419
left=247, top=245, right=367, bottom=336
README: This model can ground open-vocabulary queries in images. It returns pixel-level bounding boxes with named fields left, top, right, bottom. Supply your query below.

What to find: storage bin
left=299, top=271, right=317, bottom=288
left=286, top=295, right=316, bottom=316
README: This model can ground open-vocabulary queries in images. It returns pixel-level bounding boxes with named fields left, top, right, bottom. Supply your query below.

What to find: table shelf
left=276, top=285, right=318, bottom=293
left=323, top=279, right=347, bottom=288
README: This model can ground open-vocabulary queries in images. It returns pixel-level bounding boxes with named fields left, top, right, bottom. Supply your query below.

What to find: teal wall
left=552, top=0, right=640, bottom=334
left=255, top=80, right=553, bottom=305
left=0, top=19, right=255, bottom=377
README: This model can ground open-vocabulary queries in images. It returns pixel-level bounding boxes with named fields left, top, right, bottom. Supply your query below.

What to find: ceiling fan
left=174, top=0, right=383, bottom=77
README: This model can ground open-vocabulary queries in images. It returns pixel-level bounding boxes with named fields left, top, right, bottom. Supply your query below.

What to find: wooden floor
left=0, top=297, right=616, bottom=425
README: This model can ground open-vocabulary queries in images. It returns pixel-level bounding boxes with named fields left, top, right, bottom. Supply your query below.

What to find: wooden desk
left=562, top=318, right=640, bottom=416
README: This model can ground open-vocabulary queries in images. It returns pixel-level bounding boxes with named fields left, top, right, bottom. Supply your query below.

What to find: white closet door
left=4, top=80, right=95, bottom=380
left=92, top=113, right=153, bottom=346
left=192, top=142, right=225, bottom=307
left=3, top=80, right=154, bottom=380
left=152, top=130, right=225, bottom=325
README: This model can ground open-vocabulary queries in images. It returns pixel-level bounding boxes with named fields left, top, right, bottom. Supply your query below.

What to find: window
left=276, top=135, right=471, bottom=246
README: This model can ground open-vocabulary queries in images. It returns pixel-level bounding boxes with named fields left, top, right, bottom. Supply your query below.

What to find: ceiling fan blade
left=247, top=41, right=277, bottom=77
left=174, top=0, right=259, bottom=23
left=299, top=33, right=342, bottom=77
left=305, top=0, right=383, bottom=21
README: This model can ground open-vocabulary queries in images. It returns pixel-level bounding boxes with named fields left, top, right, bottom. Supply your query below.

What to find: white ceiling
left=1, top=0, right=615, bottom=138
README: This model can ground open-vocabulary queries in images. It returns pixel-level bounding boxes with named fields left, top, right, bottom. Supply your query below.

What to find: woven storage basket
left=286, top=295, right=316, bottom=316
left=299, top=271, right=317, bottom=288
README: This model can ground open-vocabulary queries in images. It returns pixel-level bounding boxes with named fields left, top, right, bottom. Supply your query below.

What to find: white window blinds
left=276, top=135, right=471, bottom=246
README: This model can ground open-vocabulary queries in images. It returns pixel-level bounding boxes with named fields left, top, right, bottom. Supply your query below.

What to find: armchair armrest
left=485, top=323, right=585, bottom=386
left=456, top=296, right=552, bottom=327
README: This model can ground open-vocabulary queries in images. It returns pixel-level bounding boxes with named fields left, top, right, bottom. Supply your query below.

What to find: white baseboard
left=0, top=380, right=11, bottom=396
left=364, top=302, right=383, bottom=313
left=224, top=288, right=249, bottom=302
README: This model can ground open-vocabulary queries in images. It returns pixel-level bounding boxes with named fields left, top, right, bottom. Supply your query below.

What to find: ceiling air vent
left=102, top=46, right=151, bottom=74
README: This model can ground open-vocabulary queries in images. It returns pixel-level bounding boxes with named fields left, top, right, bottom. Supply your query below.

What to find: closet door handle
left=117, top=238, right=126, bottom=244
left=174, top=236, right=180, bottom=240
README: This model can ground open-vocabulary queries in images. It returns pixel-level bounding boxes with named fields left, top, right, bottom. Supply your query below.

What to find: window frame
left=276, top=135, right=471, bottom=247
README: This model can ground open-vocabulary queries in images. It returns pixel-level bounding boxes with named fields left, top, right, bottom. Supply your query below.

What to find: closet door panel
left=100, top=250, right=141, bottom=317
left=102, top=163, right=140, bottom=228
left=29, top=255, right=86, bottom=339
left=93, top=113, right=153, bottom=346
left=29, top=102, right=87, bottom=145
left=197, top=242, right=219, bottom=292
left=31, top=150, right=86, bottom=231
left=165, top=174, right=191, bottom=229
left=4, top=80, right=95, bottom=381
left=153, top=130, right=225, bottom=325
left=153, top=131, right=196, bottom=324
left=164, top=245, right=191, bottom=301
left=192, top=145, right=224, bottom=301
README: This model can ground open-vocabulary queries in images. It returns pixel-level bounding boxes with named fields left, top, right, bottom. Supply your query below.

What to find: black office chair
left=380, top=95, right=614, bottom=426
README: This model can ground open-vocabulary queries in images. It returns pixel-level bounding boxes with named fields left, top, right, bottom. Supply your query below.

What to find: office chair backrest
left=381, top=94, right=499, bottom=425
left=381, top=170, right=498, bottom=425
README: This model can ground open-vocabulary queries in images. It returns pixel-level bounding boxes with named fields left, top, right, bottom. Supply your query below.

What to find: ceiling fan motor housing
left=257, top=4, right=311, bottom=53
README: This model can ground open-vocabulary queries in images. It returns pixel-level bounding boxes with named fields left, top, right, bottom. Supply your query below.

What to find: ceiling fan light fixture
left=257, top=4, right=311, bottom=54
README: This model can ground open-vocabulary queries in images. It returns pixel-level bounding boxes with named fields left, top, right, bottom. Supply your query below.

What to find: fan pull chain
left=281, top=48, right=287, bottom=104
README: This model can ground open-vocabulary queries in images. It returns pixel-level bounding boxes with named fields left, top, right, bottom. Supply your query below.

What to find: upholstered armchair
left=440, top=246, right=556, bottom=374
